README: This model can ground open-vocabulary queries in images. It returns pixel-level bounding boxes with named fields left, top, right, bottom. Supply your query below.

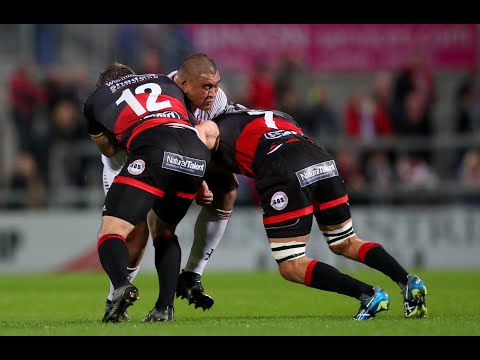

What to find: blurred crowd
left=2, top=24, right=480, bottom=210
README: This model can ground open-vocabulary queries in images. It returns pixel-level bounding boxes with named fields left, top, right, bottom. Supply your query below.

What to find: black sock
left=153, top=234, right=181, bottom=309
left=363, top=246, right=409, bottom=288
left=98, top=235, right=129, bottom=289
left=307, top=261, right=374, bottom=300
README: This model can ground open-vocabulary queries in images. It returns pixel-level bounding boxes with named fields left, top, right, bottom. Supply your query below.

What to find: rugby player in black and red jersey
left=83, top=62, right=219, bottom=323
left=98, top=54, right=233, bottom=322
left=200, top=104, right=428, bottom=320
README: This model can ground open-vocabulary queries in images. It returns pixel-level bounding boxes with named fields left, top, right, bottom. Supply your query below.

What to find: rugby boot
left=105, top=299, right=130, bottom=322
left=353, top=286, right=390, bottom=320
left=141, top=306, right=174, bottom=322
left=176, top=270, right=214, bottom=310
left=401, top=274, right=428, bottom=318
left=102, top=282, right=139, bottom=323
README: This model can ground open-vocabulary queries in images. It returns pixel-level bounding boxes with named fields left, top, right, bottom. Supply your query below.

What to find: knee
left=277, top=259, right=306, bottom=283
left=212, top=186, right=237, bottom=211
left=330, top=239, right=349, bottom=255
left=278, top=262, right=295, bottom=282
left=330, top=236, right=364, bottom=258
left=147, top=211, right=175, bottom=239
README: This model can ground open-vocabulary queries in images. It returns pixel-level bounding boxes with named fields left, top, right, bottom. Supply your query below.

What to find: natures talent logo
left=162, top=152, right=206, bottom=177
left=295, top=160, right=338, bottom=187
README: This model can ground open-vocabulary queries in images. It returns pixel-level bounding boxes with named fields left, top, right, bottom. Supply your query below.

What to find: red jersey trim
left=175, top=191, right=197, bottom=200
left=263, top=205, right=314, bottom=225
left=113, top=176, right=196, bottom=200
left=314, top=195, right=349, bottom=211
left=113, top=176, right=165, bottom=198
left=126, top=118, right=192, bottom=151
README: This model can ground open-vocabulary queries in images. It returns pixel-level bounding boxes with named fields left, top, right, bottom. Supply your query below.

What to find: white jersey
left=101, top=70, right=228, bottom=191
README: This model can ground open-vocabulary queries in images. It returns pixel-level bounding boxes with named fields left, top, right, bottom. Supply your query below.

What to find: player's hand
left=196, top=181, right=214, bottom=206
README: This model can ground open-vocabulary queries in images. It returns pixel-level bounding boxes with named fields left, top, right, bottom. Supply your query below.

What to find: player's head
left=175, top=53, right=220, bottom=112
left=96, top=62, right=135, bottom=87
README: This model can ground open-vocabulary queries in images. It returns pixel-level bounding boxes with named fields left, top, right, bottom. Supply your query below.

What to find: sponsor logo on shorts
left=270, top=191, right=288, bottom=211
left=127, top=159, right=146, bottom=175
left=162, top=152, right=206, bottom=177
left=295, top=160, right=338, bottom=187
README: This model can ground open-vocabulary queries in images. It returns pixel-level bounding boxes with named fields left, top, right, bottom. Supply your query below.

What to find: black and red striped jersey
left=83, top=73, right=197, bottom=150
left=212, top=107, right=306, bottom=178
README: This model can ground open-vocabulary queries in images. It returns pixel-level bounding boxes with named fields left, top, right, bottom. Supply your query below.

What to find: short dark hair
left=176, top=53, right=218, bottom=80
left=96, top=62, right=135, bottom=87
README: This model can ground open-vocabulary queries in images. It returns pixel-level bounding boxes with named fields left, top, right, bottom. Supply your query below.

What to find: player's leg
left=177, top=169, right=238, bottom=310
left=310, top=144, right=427, bottom=319
left=104, top=218, right=148, bottom=321
left=323, top=219, right=427, bottom=318
left=140, top=208, right=182, bottom=323
left=141, top=126, right=211, bottom=321
left=102, top=162, right=149, bottom=321
left=266, top=215, right=390, bottom=321
left=259, top=140, right=389, bottom=320
left=98, top=182, right=157, bottom=323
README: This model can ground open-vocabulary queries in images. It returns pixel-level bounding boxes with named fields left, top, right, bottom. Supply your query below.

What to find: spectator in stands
left=395, top=153, right=438, bottom=191
left=246, top=59, right=276, bottom=109
left=7, top=62, right=47, bottom=153
left=344, top=88, right=394, bottom=142
left=364, top=150, right=394, bottom=204
left=453, top=71, right=480, bottom=170
left=6, top=152, right=46, bottom=209
left=390, top=52, right=436, bottom=126
left=274, top=54, right=304, bottom=109
left=296, top=84, right=341, bottom=141
left=390, top=89, right=434, bottom=163
left=136, top=48, right=165, bottom=75
left=458, top=149, right=480, bottom=188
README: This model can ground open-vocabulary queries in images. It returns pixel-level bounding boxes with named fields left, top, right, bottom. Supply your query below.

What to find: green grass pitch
left=0, top=269, right=479, bottom=336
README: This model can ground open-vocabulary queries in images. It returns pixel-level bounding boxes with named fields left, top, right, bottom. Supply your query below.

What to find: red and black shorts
left=255, top=139, right=351, bottom=238
left=103, top=125, right=211, bottom=226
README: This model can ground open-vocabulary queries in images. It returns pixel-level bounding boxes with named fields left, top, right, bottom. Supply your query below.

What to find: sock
left=127, top=265, right=140, bottom=282
left=97, top=234, right=129, bottom=289
left=184, top=207, right=231, bottom=275
left=305, top=260, right=374, bottom=300
left=358, top=242, right=409, bottom=288
left=153, top=234, right=181, bottom=309
left=107, top=265, right=141, bottom=301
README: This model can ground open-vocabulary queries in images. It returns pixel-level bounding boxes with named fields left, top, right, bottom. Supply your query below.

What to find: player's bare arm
left=195, top=120, right=220, bottom=151
left=89, top=131, right=122, bottom=158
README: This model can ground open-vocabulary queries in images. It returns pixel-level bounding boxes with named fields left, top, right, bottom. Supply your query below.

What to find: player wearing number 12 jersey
left=83, top=62, right=218, bottom=322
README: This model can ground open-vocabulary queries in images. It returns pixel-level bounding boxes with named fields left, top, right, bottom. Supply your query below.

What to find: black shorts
left=255, top=139, right=351, bottom=238
left=103, top=126, right=211, bottom=225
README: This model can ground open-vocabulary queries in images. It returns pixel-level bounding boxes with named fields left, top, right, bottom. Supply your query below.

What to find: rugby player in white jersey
left=101, top=53, right=233, bottom=321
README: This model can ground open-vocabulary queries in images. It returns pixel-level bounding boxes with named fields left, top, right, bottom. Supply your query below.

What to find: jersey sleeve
left=209, top=87, right=228, bottom=119
left=83, top=94, right=107, bottom=136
